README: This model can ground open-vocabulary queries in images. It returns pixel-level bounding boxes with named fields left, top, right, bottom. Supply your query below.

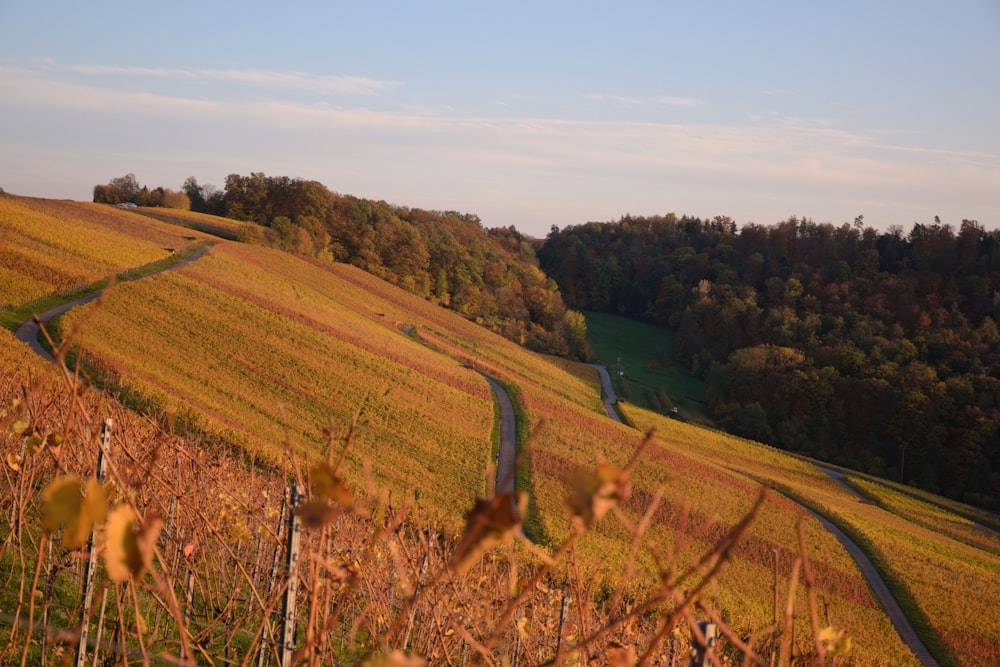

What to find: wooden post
left=279, top=485, right=304, bottom=667
left=76, top=418, right=111, bottom=667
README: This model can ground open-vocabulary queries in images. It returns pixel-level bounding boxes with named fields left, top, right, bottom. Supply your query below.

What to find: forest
left=93, top=173, right=590, bottom=359
left=538, top=214, right=1000, bottom=509
left=94, top=171, right=999, bottom=509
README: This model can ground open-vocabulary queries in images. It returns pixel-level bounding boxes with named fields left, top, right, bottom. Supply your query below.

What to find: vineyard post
left=690, top=621, right=717, bottom=667
left=555, top=593, right=570, bottom=657
left=279, top=485, right=304, bottom=667
left=183, top=569, right=195, bottom=627
left=40, top=536, right=54, bottom=664
left=256, top=488, right=290, bottom=667
left=75, top=418, right=111, bottom=667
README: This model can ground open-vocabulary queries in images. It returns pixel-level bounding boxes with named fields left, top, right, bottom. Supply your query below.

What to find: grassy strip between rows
left=827, top=462, right=1000, bottom=535
left=0, top=243, right=211, bottom=332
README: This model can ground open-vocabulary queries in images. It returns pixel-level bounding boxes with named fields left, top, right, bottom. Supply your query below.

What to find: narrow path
left=13, top=246, right=208, bottom=363
left=816, top=465, right=867, bottom=502
left=591, top=364, right=623, bottom=423
left=802, top=506, right=941, bottom=667
left=481, top=375, right=517, bottom=496
left=594, top=368, right=940, bottom=666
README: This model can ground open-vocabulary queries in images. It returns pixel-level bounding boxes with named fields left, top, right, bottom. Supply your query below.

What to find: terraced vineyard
left=0, top=196, right=210, bottom=309
left=55, top=243, right=494, bottom=530
left=6, top=198, right=997, bottom=664
left=622, top=403, right=1000, bottom=667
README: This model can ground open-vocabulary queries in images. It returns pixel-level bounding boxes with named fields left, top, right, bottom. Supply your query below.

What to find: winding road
left=591, top=364, right=941, bottom=667
left=11, top=240, right=941, bottom=665
left=14, top=246, right=208, bottom=363
left=591, top=363, right=623, bottom=423
left=481, top=375, right=517, bottom=496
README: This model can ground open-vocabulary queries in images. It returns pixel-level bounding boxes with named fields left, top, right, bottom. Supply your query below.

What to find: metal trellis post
left=75, top=418, right=112, bottom=667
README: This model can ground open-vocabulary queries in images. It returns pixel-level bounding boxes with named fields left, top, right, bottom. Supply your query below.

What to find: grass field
left=56, top=243, right=494, bottom=530
left=133, top=206, right=242, bottom=240
left=584, top=310, right=708, bottom=420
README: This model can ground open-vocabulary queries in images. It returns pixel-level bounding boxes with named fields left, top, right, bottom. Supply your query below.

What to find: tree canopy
left=190, top=172, right=590, bottom=359
left=540, top=214, right=1000, bottom=509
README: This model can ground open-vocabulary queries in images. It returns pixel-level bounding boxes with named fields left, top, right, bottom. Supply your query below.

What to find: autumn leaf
left=41, top=475, right=82, bottom=534
left=41, top=475, right=107, bottom=548
left=605, top=642, right=637, bottom=667
left=104, top=505, right=163, bottom=583
left=361, top=650, right=426, bottom=667
left=449, top=492, right=526, bottom=575
left=818, top=626, right=852, bottom=657
left=566, top=457, right=632, bottom=529
left=295, top=498, right=338, bottom=530
left=309, top=460, right=354, bottom=509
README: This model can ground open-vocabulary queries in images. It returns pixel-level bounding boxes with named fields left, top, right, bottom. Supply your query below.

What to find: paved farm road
left=14, top=246, right=208, bottom=363
left=592, top=364, right=940, bottom=667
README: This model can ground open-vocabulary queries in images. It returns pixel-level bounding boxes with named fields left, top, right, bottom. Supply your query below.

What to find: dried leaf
left=9, top=418, right=29, bottom=435
left=309, top=461, right=354, bottom=508
left=566, top=457, right=632, bottom=529
left=41, top=475, right=83, bottom=535
left=70, top=477, right=108, bottom=548
left=449, top=492, right=525, bottom=575
left=606, top=642, right=637, bottom=667
left=104, top=505, right=163, bottom=583
left=6, top=451, right=21, bottom=471
left=295, top=498, right=338, bottom=530
left=182, top=540, right=200, bottom=560
left=41, top=475, right=106, bottom=548
left=818, top=626, right=852, bottom=657
left=361, top=649, right=427, bottom=667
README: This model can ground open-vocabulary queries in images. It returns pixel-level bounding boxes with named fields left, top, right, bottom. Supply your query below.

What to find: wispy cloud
left=653, top=96, right=703, bottom=107
left=40, top=60, right=399, bottom=95
left=2, top=64, right=996, bottom=230
left=584, top=92, right=704, bottom=107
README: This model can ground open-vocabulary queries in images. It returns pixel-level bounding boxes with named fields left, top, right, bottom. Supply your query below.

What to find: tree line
left=92, top=173, right=190, bottom=209
left=96, top=173, right=590, bottom=360
left=539, top=214, right=1000, bottom=509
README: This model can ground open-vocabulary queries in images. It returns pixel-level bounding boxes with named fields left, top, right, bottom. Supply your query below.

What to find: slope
left=4, top=198, right=954, bottom=664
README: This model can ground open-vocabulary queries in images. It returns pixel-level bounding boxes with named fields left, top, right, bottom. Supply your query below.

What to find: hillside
left=540, top=215, right=1000, bottom=511
left=97, top=172, right=593, bottom=360
left=4, top=197, right=998, bottom=664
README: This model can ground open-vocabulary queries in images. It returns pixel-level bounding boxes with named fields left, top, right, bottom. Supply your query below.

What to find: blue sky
left=1, top=1, right=998, bottom=237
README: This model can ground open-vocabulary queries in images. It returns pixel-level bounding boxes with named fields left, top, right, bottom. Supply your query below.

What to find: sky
left=1, top=1, right=998, bottom=238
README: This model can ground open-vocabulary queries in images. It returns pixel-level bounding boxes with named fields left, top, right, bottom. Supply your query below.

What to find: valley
left=2, top=196, right=998, bottom=665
